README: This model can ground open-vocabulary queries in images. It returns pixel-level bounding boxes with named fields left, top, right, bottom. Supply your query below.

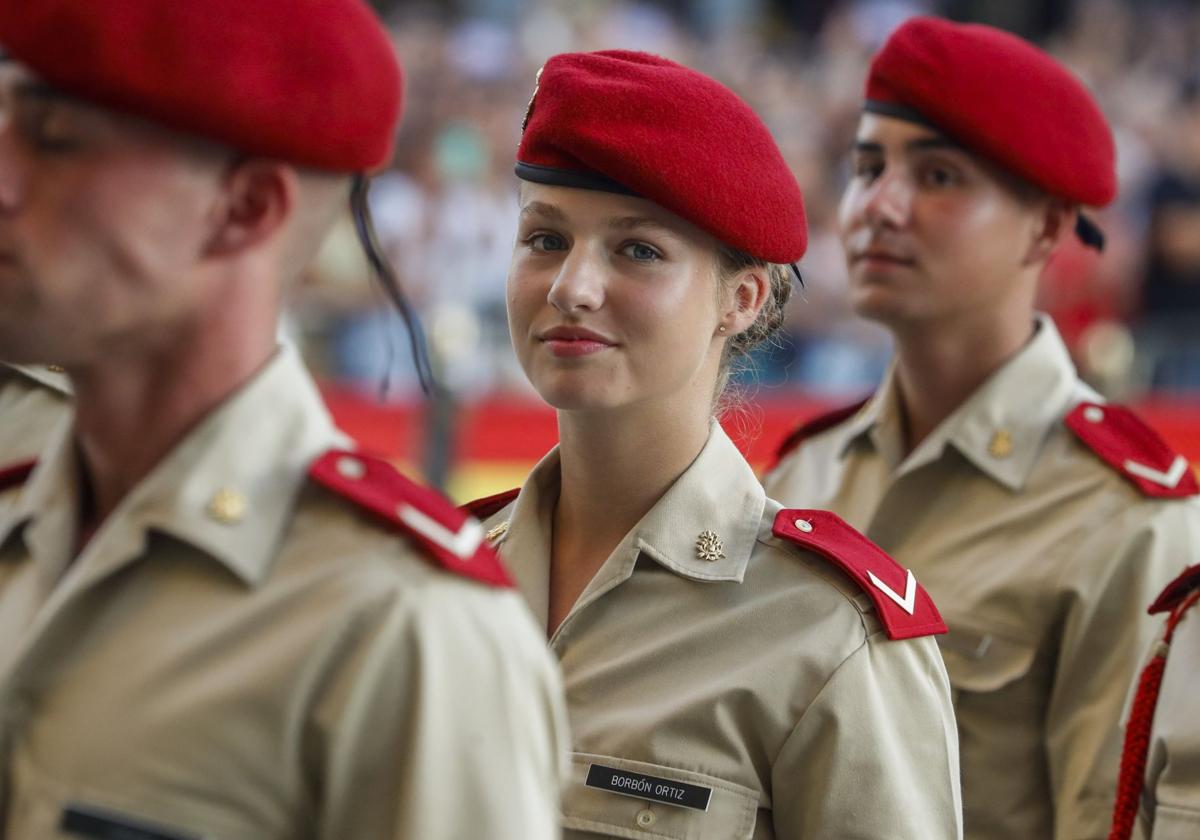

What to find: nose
left=547, top=245, right=605, bottom=314
left=861, top=170, right=913, bottom=231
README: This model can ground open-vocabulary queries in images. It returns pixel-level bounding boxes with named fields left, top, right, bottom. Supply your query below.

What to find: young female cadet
left=763, top=17, right=1200, bottom=840
left=468, top=50, right=962, bottom=839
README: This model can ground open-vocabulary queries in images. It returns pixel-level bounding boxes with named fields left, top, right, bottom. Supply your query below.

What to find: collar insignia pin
left=988, top=430, right=1013, bottom=459
left=207, top=487, right=247, bottom=525
left=695, top=529, right=725, bottom=563
left=486, top=520, right=510, bottom=544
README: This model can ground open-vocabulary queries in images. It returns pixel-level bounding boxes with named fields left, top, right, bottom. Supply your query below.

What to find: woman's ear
left=718, top=266, right=771, bottom=337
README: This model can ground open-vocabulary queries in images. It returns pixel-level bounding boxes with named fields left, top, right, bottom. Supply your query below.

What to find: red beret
left=516, top=50, right=807, bottom=264
left=866, top=16, right=1116, bottom=207
left=0, top=0, right=402, bottom=172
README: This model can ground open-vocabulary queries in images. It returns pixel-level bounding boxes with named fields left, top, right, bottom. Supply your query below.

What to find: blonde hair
left=713, top=245, right=795, bottom=410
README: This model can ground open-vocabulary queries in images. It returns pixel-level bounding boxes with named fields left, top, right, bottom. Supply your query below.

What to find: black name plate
left=585, top=763, right=712, bottom=811
left=61, top=803, right=201, bottom=840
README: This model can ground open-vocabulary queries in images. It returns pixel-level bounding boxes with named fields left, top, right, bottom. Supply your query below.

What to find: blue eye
left=622, top=242, right=662, bottom=262
left=527, top=233, right=567, bottom=253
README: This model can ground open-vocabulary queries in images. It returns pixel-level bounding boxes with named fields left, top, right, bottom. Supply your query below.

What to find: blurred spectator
left=1134, top=81, right=1200, bottom=391
left=293, top=0, right=1200, bottom=402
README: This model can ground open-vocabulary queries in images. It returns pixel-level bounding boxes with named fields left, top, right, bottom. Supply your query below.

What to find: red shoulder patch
left=1148, top=564, right=1200, bottom=615
left=461, top=487, right=519, bottom=520
left=772, top=397, right=871, bottom=468
left=773, top=509, right=947, bottom=640
left=1065, top=403, right=1199, bottom=498
left=0, top=459, right=36, bottom=494
left=310, top=450, right=512, bottom=587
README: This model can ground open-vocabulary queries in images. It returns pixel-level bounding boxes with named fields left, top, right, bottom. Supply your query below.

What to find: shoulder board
left=1148, top=564, right=1200, bottom=615
left=772, top=397, right=871, bottom=467
left=309, top=450, right=511, bottom=587
left=461, top=487, right=520, bottom=520
left=1065, top=403, right=1199, bottom=498
left=773, top=509, right=947, bottom=640
left=0, top=459, right=36, bottom=494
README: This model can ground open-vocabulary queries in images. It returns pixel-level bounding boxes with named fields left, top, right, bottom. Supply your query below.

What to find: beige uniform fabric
left=764, top=315, right=1200, bottom=840
left=1138, top=599, right=1200, bottom=839
left=484, top=421, right=962, bottom=840
left=0, top=348, right=569, bottom=840
left=0, top=364, right=70, bottom=464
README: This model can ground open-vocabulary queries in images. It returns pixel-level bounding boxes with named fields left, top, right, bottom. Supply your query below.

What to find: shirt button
left=635, top=808, right=656, bottom=828
left=794, top=518, right=813, bottom=533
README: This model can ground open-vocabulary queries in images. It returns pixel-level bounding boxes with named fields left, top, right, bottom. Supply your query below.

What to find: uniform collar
left=844, top=315, right=1083, bottom=491
left=0, top=363, right=73, bottom=396
left=0, top=346, right=344, bottom=587
left=496, top=421, right=765, bottom=631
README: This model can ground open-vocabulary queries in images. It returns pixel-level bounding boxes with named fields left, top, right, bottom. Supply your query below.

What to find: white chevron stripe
left=1123, top=455, right=1187, bottom=489
left=867, top=569, right=917, bottom=615
left=397, top=505, right=484, bottom=560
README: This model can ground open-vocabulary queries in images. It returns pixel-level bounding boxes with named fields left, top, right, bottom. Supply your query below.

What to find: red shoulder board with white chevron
left=0, top=459, right=36, bottom=494
left=773, top=509, right=947, bottom=640
left=1148, top=564, right=1200, bottom=615
left=772, top=397, right=871, bottom=468
left=310, top=450, right=512, bottom=587
left=461, top=487, right=519, bottom=520
left=1065, top=403, right=1199, bottom=498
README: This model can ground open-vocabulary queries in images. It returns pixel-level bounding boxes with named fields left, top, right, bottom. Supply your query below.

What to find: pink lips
left=539, top=325, right=616, bottom=358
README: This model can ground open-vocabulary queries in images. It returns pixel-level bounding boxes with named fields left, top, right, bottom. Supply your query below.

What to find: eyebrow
left=519, top=201, right=567, bottom=222
left=608, top=215, right=675, bottom=236
left=518, top=203, right=678, bottom=237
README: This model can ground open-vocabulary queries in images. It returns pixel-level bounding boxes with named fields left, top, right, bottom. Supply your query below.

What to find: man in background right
left=764, top=16, right=1200, bottom=839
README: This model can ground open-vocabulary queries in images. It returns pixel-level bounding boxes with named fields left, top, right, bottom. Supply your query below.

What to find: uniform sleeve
left=309, top=580, right=570, bottom=840
left=1045, top=500, right=1199, bottom=839
left=770, top=632, right=963, bottom=839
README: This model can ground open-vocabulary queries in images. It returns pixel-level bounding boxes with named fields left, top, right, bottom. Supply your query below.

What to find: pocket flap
left=563, top=753, right=759, bottom=840
left=938, top=628, right=1037, bottom=693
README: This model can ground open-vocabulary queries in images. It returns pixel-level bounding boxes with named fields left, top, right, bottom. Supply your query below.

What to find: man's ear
left=720, top=266, right=771, bottom=337
left=202, top=159, right=298, bottom=259
left=1023, top=199, right=1076, bottom=267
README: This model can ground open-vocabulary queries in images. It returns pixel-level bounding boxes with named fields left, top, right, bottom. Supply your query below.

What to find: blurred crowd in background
left=291, top=0, right=1200, bottom=405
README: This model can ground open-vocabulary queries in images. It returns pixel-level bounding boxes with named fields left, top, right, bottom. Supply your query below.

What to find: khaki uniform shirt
left=1138, top=592, right=1200, bottom=839
left=0, top=348, right=569, bottom=840
left=484, top=422, right=962, bottom=840
left=0, top=364, right=70, bottom=464
left=765, top=316, right=1200, bottom=840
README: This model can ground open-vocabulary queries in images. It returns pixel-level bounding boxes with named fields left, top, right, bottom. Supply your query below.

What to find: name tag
left=585, top=763, right=712, bottom=812
left=60, top=803, right=201, bottom=840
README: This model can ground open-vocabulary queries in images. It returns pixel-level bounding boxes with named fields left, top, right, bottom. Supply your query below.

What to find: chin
left=850, top=289, right=905, bottom=325
left=527, top=374, right=622, bottom=413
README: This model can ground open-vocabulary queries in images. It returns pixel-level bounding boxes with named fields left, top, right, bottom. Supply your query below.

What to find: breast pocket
left=1151, top=804, right=1200, bottom=839
left=6, top=755, right=257, bottom=840
left=937, top=627, right=1038, bottom=698
left=562, top=753, right=759, bottom=840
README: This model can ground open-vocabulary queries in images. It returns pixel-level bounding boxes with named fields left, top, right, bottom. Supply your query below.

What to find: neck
left=554, top=392, right=713, bottom=559
left=890, top=306, right=1037, bottom=453
left=68, top=283, right=279, bottom=529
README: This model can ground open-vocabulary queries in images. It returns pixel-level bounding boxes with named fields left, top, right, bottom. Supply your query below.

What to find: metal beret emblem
left=521, top=65, right=544, bottom=133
